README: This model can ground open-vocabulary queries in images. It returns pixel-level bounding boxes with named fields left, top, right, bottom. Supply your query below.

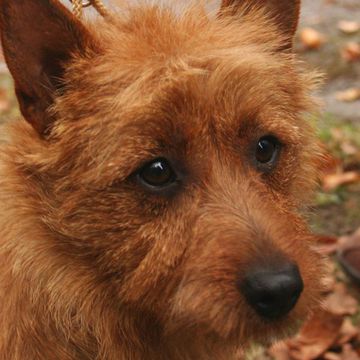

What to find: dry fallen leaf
left=286, top=310, right=344, bottom=360
left=336, top=318, right=359, bottom=346
left=338, top=227, right=360, bottom=249
left=321, top=273, right=336, bottom=292
left=341, top=42, right=360, bottom=62
left=268, top=341, right=291, bottom=360
left=323, top=345, right=360, bottom=360
left=315, top=235, right=338, bottom=245
left=340, top=344, right=360, bottom=360
left=314, top=235, right=339, bottom=256
left=300, top=28, right=325, bottom=49
left=323, top=282, right=359, bottom=316
left=330, top=127, right=344, bottom=141
left=315, top=242, right=339, bottom=256
left=337, top=20, right=360, bottom=34
left=323, top=352, right=342, bottom=360
left=322, top=170, right=360, bottom=191
left=317, top=260, right=337, bottom=293
left=335, top=88, right=360, bottom=102
left=341, top=142, right=358, bottom=156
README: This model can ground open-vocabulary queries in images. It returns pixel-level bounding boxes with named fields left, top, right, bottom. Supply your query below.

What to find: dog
left=0, top=0, right=324, bottom=358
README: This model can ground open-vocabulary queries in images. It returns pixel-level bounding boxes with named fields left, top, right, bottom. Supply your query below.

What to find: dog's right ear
left=220, top=0, right=301, bottom=50
left=0, top=0, right=99, bottom=136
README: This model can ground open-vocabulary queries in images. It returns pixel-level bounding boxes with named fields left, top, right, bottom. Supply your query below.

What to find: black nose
left=239, top=263, right=303, bottom=320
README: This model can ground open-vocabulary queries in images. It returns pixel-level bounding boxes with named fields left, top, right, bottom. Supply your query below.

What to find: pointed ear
left=0, top=0, right=99, bottom=135
left=220, top=0, right=301, bottom=49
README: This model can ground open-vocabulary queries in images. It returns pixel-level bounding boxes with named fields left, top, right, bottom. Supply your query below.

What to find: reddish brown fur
left=0, top=1, right=325, bottom=359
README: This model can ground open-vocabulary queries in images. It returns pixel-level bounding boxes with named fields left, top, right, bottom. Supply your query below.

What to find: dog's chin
left=168, top=290, right=313, bottom=349
left=247, top=315, right=304, bottom=346
left=163, top=311, right=305, bottom=356
left=233, top=314, right=305, bottom=346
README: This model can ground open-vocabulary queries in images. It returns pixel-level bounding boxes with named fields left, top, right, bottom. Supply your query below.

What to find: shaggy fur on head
left=0, top=0, right=324, bottom=359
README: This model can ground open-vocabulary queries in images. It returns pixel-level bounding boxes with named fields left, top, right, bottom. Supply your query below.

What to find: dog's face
left=1, top=0, right=324, bottom=347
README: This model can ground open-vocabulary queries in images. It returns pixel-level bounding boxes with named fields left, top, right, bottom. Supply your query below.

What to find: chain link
left=70, top=0, right=109, bottom=18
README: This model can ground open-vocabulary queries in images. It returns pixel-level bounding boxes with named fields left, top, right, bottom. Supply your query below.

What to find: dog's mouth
left=167, top=294, right=312, bottom=351
left=167, top=222, right=325, bottom=346
left=169, top=258, right=323, bottom=347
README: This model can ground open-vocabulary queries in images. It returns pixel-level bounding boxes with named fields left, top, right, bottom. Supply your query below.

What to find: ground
left=298, top=0, right=360, bottom=238
left=0, top=1, right=359, bottom=359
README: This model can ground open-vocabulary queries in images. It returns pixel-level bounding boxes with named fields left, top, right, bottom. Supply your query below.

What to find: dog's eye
left=255, top=136, right=280, bottom=165
left=139, top=158, right=176, bottom=187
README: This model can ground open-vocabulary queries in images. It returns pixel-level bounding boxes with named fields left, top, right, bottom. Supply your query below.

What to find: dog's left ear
left=0, top=0, right=100, bottom=136
left=220, top=0, right=301, bottom=49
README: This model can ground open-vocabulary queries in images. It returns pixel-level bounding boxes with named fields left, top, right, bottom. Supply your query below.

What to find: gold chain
left=70, top=0, right=109, bottom=18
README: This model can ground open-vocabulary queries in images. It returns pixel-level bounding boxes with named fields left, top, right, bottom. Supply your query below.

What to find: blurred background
left=0, top=0, right=359, bottom=359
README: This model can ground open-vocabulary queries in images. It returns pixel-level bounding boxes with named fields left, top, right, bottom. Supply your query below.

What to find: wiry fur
left=0, top=1, right=324, bottom=359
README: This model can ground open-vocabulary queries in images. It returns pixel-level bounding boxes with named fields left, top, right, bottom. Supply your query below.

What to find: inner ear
left=0, top=0, right=100, bottom=136
left=220, top=0, right=301, bottom=50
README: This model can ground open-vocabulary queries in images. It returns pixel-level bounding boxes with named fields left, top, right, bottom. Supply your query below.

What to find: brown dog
left=0, top=0, right=324, bottom=359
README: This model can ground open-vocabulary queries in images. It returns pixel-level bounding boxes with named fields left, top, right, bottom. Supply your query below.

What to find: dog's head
left=1, top=0, right=324, bottom=349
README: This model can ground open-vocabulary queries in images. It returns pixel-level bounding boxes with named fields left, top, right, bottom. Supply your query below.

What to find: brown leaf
left=286, top=310, right=343, bottom=360
left=322, top=274, right=337, bottom=293
left=337, top=228, right=360, bottom=285
left=340, top=142, right=358, bottom=156
left=336, top=318, right=359, bottom=346
left=322, top=170, right=360, bottom=191
left=313, top=235, right=339, bottom=255
left=300, top=28, right=325, bottom=49
left=341, top=42, right=360, bottom=62
left=324, top=282, right=359, bottom=316
left=337, top=20, right=360, bottom=34
left=324, top=352, right=342, bottom=360
left=323, top=347, right=360, bottom=360
left=268, top=341, right=291, bottom=360
left=315, top=243, right=339, bottom=256
left=335, top=88, right=360, bottom=102
left=330, top=127, right=344, bottom=141
left=315, top=235, right=339, bottom=244
left=340, top=344, right=360, bottom=360
left=338, top=227, right=360, bottom=250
